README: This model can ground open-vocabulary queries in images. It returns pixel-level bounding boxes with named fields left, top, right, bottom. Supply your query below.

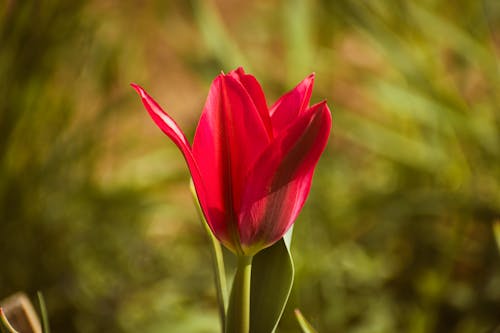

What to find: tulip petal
left=192, top=75, right=271, bottom=252
left=131, top=84, right=222, bottom=240
left=269, top=73, right=315, bottom=134
left=229, top=67, right=273, bottom=137
left=238, top=101, right=332, bottom=252
left=131, top=84, right=191, bottom=152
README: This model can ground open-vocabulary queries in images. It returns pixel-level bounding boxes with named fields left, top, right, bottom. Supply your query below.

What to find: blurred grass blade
left=192, top=0, right=248, bottom=70
left=493, top=220, right=500, bottom=253
left=294, top=309, right=319, bottom=333
left=0, top=308, right=19, bottom=333
left=284, top=0, right=314, bottom=84
left=409, top=1, right=499, bottom=81
left=336, top=110, right=448, bottom=172
left=249, top=228, right=294, bottom=333
left=190, top=180, right=227, bottom=332
left=36, top=293, right=50, bottom=333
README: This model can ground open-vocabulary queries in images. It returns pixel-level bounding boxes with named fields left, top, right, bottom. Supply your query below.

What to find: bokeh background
left=1, top=0, right=499, bottom=332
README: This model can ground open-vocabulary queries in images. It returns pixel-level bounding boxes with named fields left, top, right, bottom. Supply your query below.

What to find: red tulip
left=132, top=68, right=331, bottom=255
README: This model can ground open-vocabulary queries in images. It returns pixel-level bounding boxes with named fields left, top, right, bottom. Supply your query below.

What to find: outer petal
left=238, top=101, right=332, bottom=254
left=269, top=73, right=315, bottom=134
left=229, top=67, right=273, bottom=137
left=130, top=84, right=217, bottom=240
left=192, top=74, right=271, bottom=252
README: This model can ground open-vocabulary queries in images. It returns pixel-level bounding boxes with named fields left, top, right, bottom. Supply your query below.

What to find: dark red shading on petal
left=238, top=101, right=332, bottom=253
left=269, top=73, right=315, bottom=134
left=192, top=74, right=271, bottom=253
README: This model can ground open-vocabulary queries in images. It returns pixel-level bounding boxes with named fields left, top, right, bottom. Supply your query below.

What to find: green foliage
left=37, top=292, right=51, bottom=333
left=1, top=0, right=499, bottom=333
left=250, top=236, right=294, bottom=333
left=295, top=309, right=319, bottom=333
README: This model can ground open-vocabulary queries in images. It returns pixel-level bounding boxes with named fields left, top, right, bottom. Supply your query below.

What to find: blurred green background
left=1, top=0, right=499, bottom=332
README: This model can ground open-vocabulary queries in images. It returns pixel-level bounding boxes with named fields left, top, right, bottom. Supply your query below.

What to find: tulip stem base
left=226, top=255, right=253, bottom=333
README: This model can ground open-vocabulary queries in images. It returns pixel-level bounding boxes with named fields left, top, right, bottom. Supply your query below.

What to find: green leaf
left=249, top=229, right=295, bottom=333
left=37, top=292, right=51, bottom=333
left=0, top=308, right=19, bottom=333
left=190, top=180, right=227, bottom=332
left=294, top=309, right=319, bottom=333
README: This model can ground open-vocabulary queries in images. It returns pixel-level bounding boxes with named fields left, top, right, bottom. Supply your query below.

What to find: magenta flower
left=132, top=68, right=331, bottom=255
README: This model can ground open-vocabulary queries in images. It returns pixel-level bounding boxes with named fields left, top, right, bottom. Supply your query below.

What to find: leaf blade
left=294, top=309, right=319, bottom=333
left=36, top=292, right=50, bottom=333
left=249, top=233, right=294, bottom=333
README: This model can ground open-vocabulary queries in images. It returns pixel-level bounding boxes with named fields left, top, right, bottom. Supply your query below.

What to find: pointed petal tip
left=305, top=72, right=315, bottom=82
left=227, top=66, right=245, bottom=74
left=306, top=101, right=332, bottom=132
left=312, top=100, right=331, bottom=113
left=296, top=73, right=315, bottom=94
left=130, top=83, right=147, bottom=98
left=322, top=101, right=333, bottom=117
left=316, top=101, right=332, bottom=121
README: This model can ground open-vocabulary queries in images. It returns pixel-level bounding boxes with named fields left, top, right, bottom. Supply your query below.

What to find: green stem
left=189, top=180, right=228, bottom=331
left=211, top=234, right=228, bottom=330
left=226, top=255, right=253, bottom=333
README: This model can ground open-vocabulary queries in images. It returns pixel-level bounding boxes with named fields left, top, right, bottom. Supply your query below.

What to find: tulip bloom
left=132, top=68, right=331, bottom=256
